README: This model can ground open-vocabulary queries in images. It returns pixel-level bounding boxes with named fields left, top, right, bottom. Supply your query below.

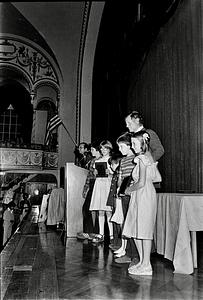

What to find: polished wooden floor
left=1, top=208, right=203, bottom=300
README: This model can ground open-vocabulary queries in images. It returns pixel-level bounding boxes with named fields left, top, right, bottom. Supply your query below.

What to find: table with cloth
left=154, top=193, right=203, bottom=274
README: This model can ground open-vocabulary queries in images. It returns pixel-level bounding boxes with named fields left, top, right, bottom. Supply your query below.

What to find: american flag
left=44, top=114, right=62, bottom=145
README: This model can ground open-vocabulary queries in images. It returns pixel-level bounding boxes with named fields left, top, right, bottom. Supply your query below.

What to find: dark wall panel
left=128, top=0, right=203, bottom=192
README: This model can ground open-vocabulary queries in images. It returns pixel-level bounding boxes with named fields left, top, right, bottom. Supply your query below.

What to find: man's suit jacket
left=143, top=128, right=164, bottom=161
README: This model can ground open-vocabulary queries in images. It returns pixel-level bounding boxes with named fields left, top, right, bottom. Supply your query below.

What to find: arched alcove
left=0, top=81, right=33, bottom=143
left=37, top=99, right=56, bottom=118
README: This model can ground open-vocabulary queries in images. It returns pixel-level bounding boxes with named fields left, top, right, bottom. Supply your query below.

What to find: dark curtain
left=128, top=0, right=203, bottom=192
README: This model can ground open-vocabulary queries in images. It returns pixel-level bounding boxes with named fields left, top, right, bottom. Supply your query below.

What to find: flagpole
left=61, top=122, right=78, bottom=147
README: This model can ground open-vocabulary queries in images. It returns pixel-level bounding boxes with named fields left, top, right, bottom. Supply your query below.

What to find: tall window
left=0, top=104, right=21, bottom=142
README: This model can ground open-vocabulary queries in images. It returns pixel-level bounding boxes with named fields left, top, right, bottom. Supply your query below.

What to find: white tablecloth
left=154, top=193, right=203, bottom=274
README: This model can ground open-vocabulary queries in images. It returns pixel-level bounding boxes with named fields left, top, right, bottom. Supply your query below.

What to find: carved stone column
left=30, top=91, right=36, bottom=144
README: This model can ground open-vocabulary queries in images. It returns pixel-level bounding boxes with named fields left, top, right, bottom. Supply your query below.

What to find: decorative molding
left=0, top=148, right=43, bottom=170
left=33, top=80, right=60, bottom=95
left=30, top=91, right=35, bottom=104
left=0, top=148, right=58, bottom=170
left=75, top=2, right=92, bottom=145
left=31, top=110, right=36, bottom=142
left=43, top=152, right=58, bottom=169
left=36, top=96, right=56, bottom=107
left=0, top=38, right=59, bottom=85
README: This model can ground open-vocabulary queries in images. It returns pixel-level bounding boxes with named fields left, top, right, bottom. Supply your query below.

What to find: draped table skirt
left=154, top=193, right=203, bottom=274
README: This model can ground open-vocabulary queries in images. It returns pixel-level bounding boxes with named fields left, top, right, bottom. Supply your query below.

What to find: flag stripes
left=45, top=114, right=62, bottom=145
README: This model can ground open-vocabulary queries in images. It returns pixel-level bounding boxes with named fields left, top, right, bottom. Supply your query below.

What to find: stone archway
left=0, top=35, right=62, bottom=147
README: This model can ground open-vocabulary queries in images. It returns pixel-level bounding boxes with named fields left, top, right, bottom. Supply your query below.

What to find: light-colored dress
left=89, top=155, right=113, bottom=212
left=122, top=154, right=161, bottom=240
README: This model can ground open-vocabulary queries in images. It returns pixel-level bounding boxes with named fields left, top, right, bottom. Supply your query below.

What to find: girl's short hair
left=116, top=132, right=132, bottom=146
left=131, top=130, right=150, bottom=153
left=100, top=140, right=113, bottom=151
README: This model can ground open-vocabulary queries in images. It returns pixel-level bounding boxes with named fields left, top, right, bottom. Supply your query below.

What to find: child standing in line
left=106, top=152, right=123, bottom=250
left=89, top=140, right=114, bottom=243
left=122, top=130, right=162, bottom=276
left=77, top=140, right=101, bottom=240
left=113, top=132, right=136, bottom=263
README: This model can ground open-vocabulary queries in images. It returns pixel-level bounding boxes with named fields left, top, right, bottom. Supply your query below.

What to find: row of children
left=77, top=111, right=164, bottom=276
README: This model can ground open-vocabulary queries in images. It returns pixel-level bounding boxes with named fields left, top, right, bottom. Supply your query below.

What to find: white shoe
left=128, top=262, right=141, bottom=272
left=114, top=250, right=126, bottom=258
left=114, top=247, right=124, bottom=254
left=128, top=265, right=152, bottom=276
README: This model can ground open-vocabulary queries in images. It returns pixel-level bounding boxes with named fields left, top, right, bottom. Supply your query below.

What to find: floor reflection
left=2, top=216, right=203, bottom=300
left=128, top=275, right=153, bottom=299
left=59, top=237, right=203, bottom=299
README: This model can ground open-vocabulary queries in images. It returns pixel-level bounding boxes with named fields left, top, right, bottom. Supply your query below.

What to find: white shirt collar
left=135, top=125, right=144, bottom=132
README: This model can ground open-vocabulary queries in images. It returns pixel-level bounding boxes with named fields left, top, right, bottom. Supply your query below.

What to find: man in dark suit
left=125, top=111, right=164, bottom=161
left=75, top=142, right=92, bottom=169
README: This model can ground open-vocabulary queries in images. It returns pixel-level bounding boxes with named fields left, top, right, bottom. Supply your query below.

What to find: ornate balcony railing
left=0, top=147, right=58, bottom=170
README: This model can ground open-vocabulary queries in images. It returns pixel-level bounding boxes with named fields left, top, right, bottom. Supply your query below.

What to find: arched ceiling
left=0, top=2, right=59, bottom=68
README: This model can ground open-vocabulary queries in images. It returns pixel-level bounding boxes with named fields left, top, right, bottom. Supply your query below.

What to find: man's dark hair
left=128, top=111, right=144, bottom=125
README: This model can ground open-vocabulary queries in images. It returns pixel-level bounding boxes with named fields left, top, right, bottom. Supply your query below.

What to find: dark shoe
left=77, top=232, right=90, bottom=240
left=108, top=237, right=114, bottom=249
left=128, top=257, right=140, bottom=268
left=92, top=234, right=104, bottom=243
left=115, top=255, right=131, bottom=264
left=109, top=243, right=114, bottom=249
left=88, top=233, right=98, bottom=240
left=109, top=244, right=121, bottom=251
